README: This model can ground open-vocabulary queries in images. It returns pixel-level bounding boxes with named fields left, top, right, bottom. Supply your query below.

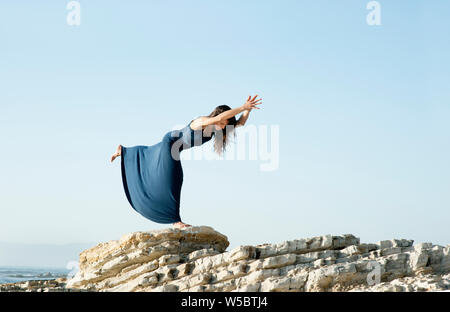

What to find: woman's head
left=207, top=105, right=238, bottom=156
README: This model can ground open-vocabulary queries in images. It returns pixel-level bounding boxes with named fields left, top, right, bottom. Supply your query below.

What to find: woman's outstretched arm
left=191, top=95, right=262, bottom=130
left=236, top=109, right=251, bottom=128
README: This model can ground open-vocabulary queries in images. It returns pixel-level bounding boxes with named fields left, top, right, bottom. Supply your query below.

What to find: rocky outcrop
left=63, top=226, right=450, bottom=292
left=66, top=226, right=229, bottom=291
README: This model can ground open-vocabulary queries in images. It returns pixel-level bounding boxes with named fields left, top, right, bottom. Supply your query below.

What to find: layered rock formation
left=63, top=226, right=450, bottom=292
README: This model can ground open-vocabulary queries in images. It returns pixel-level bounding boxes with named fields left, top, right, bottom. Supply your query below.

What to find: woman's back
left=164, top=120, right=213, bottom=154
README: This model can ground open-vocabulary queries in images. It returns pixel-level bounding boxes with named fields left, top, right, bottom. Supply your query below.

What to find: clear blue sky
left=1, top=1, right=449, bottom=265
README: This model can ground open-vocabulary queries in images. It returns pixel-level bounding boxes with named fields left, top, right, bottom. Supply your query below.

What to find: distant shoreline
left=0, top=278, right=89, bottom=292
left=0, top=266, right=70, bottom=285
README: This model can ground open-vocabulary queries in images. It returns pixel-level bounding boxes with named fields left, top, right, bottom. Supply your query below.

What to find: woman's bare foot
left=110, top=145, right=122, bottom=163
left=172, top=221, right=192, bottom=229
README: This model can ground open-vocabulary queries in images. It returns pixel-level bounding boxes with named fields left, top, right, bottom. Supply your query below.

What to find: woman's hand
left=242, top=95, right=262, bottom=111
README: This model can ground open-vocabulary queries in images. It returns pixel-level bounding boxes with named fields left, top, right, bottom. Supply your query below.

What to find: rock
left=262, top=254, right=297, bottom=269
left=2, top=228, right=449, bottom=292
left=66, top=226, right=228, bottom=290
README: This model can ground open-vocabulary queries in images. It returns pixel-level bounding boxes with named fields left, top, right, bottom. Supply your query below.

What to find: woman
left=111, top=95, right=262, bottom=229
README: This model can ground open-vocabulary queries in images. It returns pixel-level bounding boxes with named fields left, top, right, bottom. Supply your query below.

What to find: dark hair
left=205, top=105, right=238, bottom=156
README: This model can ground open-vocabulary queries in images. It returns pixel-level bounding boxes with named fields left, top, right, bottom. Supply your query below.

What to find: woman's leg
left=111, top=144, right=122, bottom=162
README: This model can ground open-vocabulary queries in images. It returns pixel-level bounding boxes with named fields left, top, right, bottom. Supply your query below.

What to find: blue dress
left=120, top=119, right=213, bottom=224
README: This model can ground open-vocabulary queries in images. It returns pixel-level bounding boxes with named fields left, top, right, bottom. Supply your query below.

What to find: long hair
left=205, top=105, right=238, bottom=156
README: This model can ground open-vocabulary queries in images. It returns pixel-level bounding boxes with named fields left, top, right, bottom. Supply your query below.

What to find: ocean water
left=0, top=266, right=70, bottom=284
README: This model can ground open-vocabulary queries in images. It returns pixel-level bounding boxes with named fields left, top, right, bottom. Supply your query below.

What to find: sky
left=0, top=1, right=449, bottom=267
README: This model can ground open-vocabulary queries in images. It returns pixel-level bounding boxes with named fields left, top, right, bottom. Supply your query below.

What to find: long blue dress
left=120, top=119, right=213, bottom=224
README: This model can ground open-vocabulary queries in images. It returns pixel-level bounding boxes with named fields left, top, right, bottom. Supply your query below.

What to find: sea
left=0, top=266, right=71, bottom=285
